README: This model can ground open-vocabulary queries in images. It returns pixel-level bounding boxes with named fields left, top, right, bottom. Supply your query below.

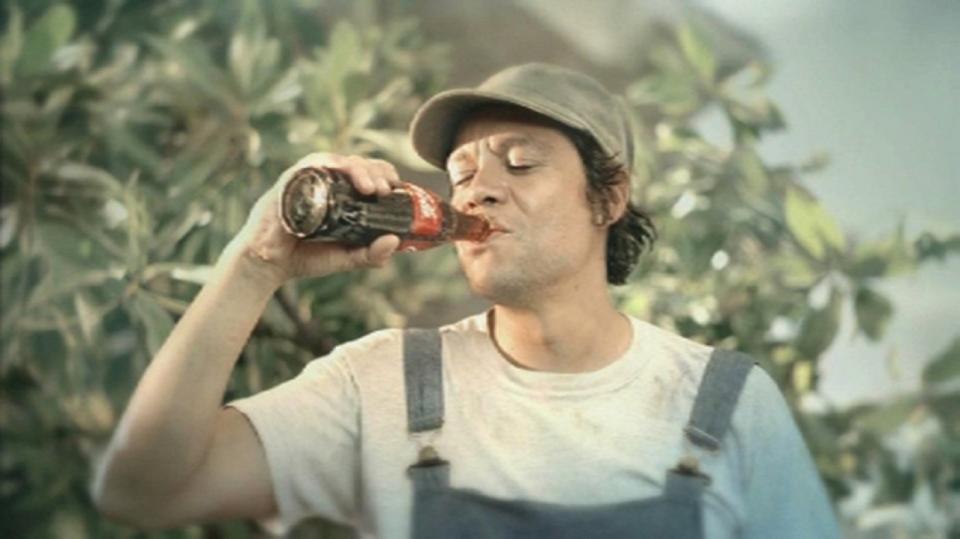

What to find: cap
left=409, top=63, right=634, bottom=172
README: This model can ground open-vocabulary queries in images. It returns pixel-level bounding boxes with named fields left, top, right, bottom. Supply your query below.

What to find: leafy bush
left=1, top=1, right=957, bottom=537
left=615, top=23, right=960, bottom=538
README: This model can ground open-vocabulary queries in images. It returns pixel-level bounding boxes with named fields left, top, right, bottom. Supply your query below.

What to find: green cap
left=409, top=62, right=633, bottom=172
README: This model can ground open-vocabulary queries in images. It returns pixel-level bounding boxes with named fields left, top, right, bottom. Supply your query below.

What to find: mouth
left=463, top=215, right=511, bottom=243
left=458, top=225, right=510, bottom=249
left=481, top=224, right=511, bottom=242
left=483, top=231, right=503, bottom=244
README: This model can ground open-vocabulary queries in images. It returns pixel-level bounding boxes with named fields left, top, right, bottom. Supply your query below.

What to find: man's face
left=446, top=107, right=607, bottom=305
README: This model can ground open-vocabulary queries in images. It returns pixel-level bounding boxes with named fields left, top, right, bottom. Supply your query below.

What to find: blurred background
left=1, top=0, right=957, bottom=537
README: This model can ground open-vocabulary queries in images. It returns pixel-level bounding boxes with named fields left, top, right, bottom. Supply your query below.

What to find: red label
left=403, top=183, right=444, bottom=237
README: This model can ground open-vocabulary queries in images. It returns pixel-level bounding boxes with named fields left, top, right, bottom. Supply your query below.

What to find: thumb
left=362, top=234, right=401, bottom=267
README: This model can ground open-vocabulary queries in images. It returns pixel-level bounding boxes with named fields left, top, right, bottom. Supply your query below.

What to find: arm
left=740, top=369, right=842, bottom=539
left=92, top=154, right=403, bottom=529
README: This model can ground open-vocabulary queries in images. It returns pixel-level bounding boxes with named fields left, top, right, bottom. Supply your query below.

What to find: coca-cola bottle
left=278, top=167, right=490, bottom=251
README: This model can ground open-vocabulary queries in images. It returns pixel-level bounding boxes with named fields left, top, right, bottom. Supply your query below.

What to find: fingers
left=352, top=158, right=398, bottom=197
left=307, top=236, right=393, bottom=276
left=299, top=234, right=400, bottom=275
left=287, top=153, right=402, bottom=197
left=268, top=153, right=405, bottom=280
left=368, top=158, right=402, bottom=190
left=341, top=234, right=401, bottom=271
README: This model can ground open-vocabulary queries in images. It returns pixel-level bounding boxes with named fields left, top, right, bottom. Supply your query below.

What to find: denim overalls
left=402, top=329, right=756, bottom=539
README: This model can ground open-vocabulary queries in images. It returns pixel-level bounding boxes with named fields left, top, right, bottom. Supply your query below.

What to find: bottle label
left=402, top=182, right=444, bottom=238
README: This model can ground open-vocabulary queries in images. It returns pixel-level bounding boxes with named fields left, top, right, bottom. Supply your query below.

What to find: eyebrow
left=447, top=134, right=554, bottom=167
left=488, top=135, right=553, bottom=155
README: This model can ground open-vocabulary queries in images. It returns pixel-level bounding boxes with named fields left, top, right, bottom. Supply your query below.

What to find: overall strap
left=683, top=348, right=756, bottom=451
left=403, top=328, right=445, bottom=433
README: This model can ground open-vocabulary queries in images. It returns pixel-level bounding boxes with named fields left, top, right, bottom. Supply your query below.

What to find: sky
left=695, top=0, right=960, bottom=407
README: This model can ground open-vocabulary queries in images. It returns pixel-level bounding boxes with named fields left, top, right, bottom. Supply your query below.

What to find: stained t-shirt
left=226, top=311, right=840, bottom=538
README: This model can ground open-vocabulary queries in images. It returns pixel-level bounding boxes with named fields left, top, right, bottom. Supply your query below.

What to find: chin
left=457, top=246, right=573, bottom=304
left=463, top=266, right=532, bottom=305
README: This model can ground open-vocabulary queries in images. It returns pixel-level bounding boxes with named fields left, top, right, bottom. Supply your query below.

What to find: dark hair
left=562, top=127, right=658, bottom=285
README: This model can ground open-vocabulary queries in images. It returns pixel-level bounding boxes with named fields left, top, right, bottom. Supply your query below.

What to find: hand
left=222, top=153, right=405, bottom=288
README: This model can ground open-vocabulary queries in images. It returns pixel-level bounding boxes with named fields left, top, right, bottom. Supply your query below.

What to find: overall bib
left=402, top=329, right=756, bottom=539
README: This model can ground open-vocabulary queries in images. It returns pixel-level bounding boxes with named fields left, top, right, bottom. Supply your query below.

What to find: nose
left=456, top=166, right=507, bottom=212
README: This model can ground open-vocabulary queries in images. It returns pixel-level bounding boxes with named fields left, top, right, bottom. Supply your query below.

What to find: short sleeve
left=736, top=368, right=842, bottom=539
left=226, top=347, right=361, bottom=532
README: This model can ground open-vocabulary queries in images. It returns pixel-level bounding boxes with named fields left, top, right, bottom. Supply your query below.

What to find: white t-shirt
left=227, top=311, right=839, bottom=538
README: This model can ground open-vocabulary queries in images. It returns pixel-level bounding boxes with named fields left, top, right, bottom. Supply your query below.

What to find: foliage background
left=1, top=1, right=958, bottom=537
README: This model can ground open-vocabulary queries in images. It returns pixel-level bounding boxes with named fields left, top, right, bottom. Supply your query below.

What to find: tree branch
left=272, top=286, right=336, bottom=356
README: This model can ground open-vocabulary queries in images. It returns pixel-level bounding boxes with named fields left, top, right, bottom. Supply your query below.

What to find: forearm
left=95, top=252, right=278, bottom=505
left=93, top=153, right=400, bottom=521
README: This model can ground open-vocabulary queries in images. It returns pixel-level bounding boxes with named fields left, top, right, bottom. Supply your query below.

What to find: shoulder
left=626, top=316, right=789, bottom=425
left=331, top=327, right=405, bottom=358
left=712, top=353, right=801, bottom=473
left=734, top=362, right=793, bottom=431
left=331, top=311, right=484, bottom=359
left=685, top=344, right=787, bottom=431
left=629, top=316, right=717, bottom=406
left=437, top=311, right=490, bottom=350
left=637, top=318, right=713, bottom=366
left=313, top=327, right=404, bottom=380
left=318, top=312, right=485, bottom=380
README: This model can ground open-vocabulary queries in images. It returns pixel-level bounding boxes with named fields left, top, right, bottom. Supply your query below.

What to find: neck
left=488, top=288, right=632, bottom=374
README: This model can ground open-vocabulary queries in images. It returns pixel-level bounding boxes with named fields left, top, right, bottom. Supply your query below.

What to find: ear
left=603, top=172, right=630, bottom=225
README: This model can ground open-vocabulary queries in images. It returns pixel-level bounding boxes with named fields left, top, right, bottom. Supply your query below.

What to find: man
left=94, top=63, right=840, bottom=538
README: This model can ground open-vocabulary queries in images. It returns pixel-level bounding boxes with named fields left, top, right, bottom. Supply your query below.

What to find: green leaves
left=228, top=0, right=282, bottom=99
left=2, top=2, right=958, bottom=536
left=626, top=25, right=714, bottom=119
left=677, top=23, right=715, bottom=84
left=146, top=35, right=235, bottom=107
left=725, top=97, right=785, bottom=133
left=1, top=4, right=453, bottom=535
left=54, top=162, right=125, bottom=199
left=17, top=3, right=76, bottom=77
left=845, top=221, right=917, bottom=279
left=795, top=286, right=843, bottom=359
left=784, top=186, right=847, bottom=261
left=854, top=286, right=893, bottom=341
left=128, top=291, right=174, bottom=357
left=855, top=395, right=920, bottom=437
left=923, top=336, right=960, bottom=389
left=0, top=6, right=23, bottom=83
left=354, top=129, right=433, bottom=171
left=915, top=231, right=960, bottom=263
left=627, top=70, right=701, bottom=117
left=72, top=292, right=99, bottom=344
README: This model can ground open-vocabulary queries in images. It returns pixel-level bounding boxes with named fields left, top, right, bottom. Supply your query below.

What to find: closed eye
left=450, top=162, right=536, bottom=189
left=451, top=172, right=474, bottom=189
left=506, top=163, right=535, bottom=174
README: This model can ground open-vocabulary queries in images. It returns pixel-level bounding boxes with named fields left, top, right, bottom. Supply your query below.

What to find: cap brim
left=409, top=89, right=590, bottom=170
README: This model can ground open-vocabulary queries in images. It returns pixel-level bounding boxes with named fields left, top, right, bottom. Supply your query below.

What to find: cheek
left=539, top=197, right=599, bottom=248
left=450, top=188, right=469, bottom=211
left=539, top=189, right=593, bottom=226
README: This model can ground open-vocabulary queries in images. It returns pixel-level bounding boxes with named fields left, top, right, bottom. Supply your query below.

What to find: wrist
left=215, top=245, right=286, bottom=296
